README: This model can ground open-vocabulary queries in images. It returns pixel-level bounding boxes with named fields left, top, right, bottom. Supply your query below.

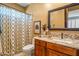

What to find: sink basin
left=52, top=39, right=73, bottom=44
left=39, top=36, right=79, bottom=45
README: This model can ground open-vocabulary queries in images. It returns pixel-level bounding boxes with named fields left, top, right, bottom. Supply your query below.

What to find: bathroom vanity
left=34, top=37, right=79, bottom=56
left=34, top=4, right=79, bottom=56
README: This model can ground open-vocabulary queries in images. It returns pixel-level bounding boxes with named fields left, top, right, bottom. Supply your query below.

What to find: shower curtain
left=0, top=4, right=33, bottom=56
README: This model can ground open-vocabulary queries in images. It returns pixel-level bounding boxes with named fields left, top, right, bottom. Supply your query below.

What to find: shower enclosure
left=0, top=4, right=33, bottom=56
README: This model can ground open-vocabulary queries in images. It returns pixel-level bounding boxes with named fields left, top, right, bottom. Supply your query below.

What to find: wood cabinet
left=35, top=39, right=79, bottom=56
left=47, top=49, right=66, bottom=56
left=35, top=39, right=46, bottom=56
left=35, top=45, right=45, bottom=56
left=47, top=42, right=76, bottom=56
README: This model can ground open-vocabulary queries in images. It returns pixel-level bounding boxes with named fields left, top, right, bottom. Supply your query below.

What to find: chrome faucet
left=61, top=33, right=63, bottom=39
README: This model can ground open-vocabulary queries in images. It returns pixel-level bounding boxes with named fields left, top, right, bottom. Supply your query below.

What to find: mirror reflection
left=50, top=9, right=65, bottom=28
left=67, top=5, right=79, bottom=28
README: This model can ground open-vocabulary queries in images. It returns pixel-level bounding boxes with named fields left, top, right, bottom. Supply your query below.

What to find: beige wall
left=26, top=3, right=71, bottom=35
left=26, top=3, right=70, bottom=23
left=2, top=3, right=25, bottom=13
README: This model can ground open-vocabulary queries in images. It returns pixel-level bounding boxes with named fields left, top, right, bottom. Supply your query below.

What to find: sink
left=39, top=36, right=79, bottom=45
left=56, top=40, right=72, bottom=44
left=51, top=38, right=74, bottom=44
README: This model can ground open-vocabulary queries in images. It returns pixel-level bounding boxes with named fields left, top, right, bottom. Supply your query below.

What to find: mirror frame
left=48, top=3, right=79, bottom=31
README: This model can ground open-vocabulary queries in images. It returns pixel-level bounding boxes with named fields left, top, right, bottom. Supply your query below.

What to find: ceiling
left=17, top=3, right=30, bottom=7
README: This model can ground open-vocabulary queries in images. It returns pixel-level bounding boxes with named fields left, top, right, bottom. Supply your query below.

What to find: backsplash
left=50, top=32, right=61, bottom=39
left=50, top=31, right=79, bottom=40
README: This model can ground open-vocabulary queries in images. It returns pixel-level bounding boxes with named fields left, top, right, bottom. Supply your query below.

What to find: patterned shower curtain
left=0, top=4, right=32, bottom=56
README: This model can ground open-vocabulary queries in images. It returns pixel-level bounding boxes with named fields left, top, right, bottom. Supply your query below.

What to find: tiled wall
left=50, top=31, right=79, bottom=40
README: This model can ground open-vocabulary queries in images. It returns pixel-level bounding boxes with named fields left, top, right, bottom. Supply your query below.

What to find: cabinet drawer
left=47, top=49, right=66, bottom=56
left=47, top=42, right=76, bottom=56
left=35, top=39, right=46, bottom=47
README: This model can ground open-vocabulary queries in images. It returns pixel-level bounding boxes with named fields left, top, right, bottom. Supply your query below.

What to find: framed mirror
left=67, top=5, right=79, bottom=29
left=48, top=3, right=79, bottom=30
left=50, top=9, right=65, bottom=29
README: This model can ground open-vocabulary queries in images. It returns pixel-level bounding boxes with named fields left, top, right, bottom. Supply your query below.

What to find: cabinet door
left=35, top=45, right=46, bottom=56
left=47, top=49, right=66, bottom=56
left=47, top=42, right=76, bottom=56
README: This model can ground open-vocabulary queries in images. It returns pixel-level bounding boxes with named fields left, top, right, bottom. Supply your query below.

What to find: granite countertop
left=34, top=37, right=79, bottom=49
